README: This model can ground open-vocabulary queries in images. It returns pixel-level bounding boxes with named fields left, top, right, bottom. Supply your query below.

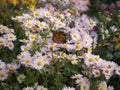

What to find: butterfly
left=68, top=10, right=76, bottom=15
left=51, top=30, right=67, bottom=44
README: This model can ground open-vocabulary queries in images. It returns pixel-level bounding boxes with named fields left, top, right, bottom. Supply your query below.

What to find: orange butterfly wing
left=52, top=31, right=66, bottom=44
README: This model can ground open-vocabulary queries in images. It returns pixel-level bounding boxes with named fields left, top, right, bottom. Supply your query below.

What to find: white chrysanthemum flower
left=94, top=55, right=101, bottom=63
left=33, top=9, right=41, bottom=18
left=24, top=20, right=35, bottom=28
left=71, top=74, right=83, bottom=79
left=0, top=25, right=3, bottom=30
left=84, top=53, right=95, bottom=67
left=62, top=44, right=75, bottom=51
left=17, top=74, right=26, bottom=83
left=36, top=85, right=48, bottom=90
left=7, top=63, right=17, bottom=70
left=39, top=22, right=47, bottom=29
left=0, top=37, right=5, bottom=46
left=88, top=19, right=96, bottom=28
left=81, top=83, right=90, bottom=90
left=19, top=39, right=29, bottom=43
left=27, top=42, right=34, bottom=49
left=62, top=86, right=75, bottom=90
left=70, top=31, right=81, bottom=40
left=0, top=60, right=6, bottom=71
left=83, top=35, right=93, bottom=48
left=107, top=86, right=114, bottom=90
left=0, top=71, right=8, bottom=81
left=47, top=43, right=58, bottom=51
left=5, top=41, right=14, bottom=50
left=21, top=45, right=30, bottom=51
left=50, top=17, right=59, bottom=23
left=92, top=69, right=101, bottom=78
left=69, top=55, right=78, bottom=64
left=75, top=78, right=86, bottom=86
left=8, top=28, right=14, bottom=33
left=28, top=34, right=37, bottom=41
left=98, top=81, right=107, bottom=90
left=33, top=51, right=42, bottom=59
left=0, top=26, right=8, bottom=34
left=98, top=86, right=107, bottom=90
left=21, top=56, right=32, bottom=67
left=59, top=14, right=65, bottom=19
left=60, top=52, right=67, bottom=59
left=17, top=51, right=31, bottom=60
left=56, top=21, right=65, bottom=28
left=115, top=67, right=120, bottom=76
left=23, top=86, right=34, bottom=90
left=75, top=43, right=83, bottom=50
left=102, top=68, right=112, bottom=79
left=32, top=58, right=45, bottom=70
left=42, top=55, right=50, bottom=65
left=31, top=27, right=39, bottom=32
left=4, top=33, right=16, bottom=41
left=44, top=11, right=51, bottom=18
left=105, top=61, right=118, bottom=70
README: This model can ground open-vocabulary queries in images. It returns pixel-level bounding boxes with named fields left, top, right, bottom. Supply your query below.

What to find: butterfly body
left=52, top=30, right=67, bottom=44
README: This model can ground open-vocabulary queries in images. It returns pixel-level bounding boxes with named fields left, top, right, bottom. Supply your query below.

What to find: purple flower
left=109, top=3, right=116, bottom=13
left=116, top=1, right=120, bottom=7
left=100, top=3, right=108, bottom=10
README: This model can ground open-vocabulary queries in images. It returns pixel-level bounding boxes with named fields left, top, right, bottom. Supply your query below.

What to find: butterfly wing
left=52, top=31, right=66, bottom=44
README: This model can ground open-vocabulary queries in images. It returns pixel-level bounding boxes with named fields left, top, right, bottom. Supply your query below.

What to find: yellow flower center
left=25, top=59, right=30, bottom=63
left=78, top=81, right=83, bottom=85
left=105, top=70, right=109, bottom=73
left=76, top=45, right=80, bottom=49
left=58, top=23, right=63, bottom=27
left=0, top=73, right=5, bottom=77
left=19, top=76, right=24, bottom=81
left=21, top=55, right=25, bottom=59
left=73, top=34, right=77, bottom=38
left=83, top=85, right=87, bottom=89
left=88, top=58, right=93, bottom=62
left=45, top=12, right=51, bottom=17
left=95, top=72, right=99, bottom=75
left=39, top=23, right=44, bottom=27
left=9, top=36, right=13, bottom=39
left=118, top=69, right=120, bottom=73
left=90, top=21, right=94, bottom=25
left=37, top=61, right=42, bottom=66
left=64, top=44, right=68, bottom=48
left=54, top=19, right=58, bottom=23
left=71, top=57, right=75, bottom=61
left=31, top=35, right=36, bottom=39
left=0, top=40, right=3, bottom=43
left=9, top=65, right=14, bottom=69
left=53, top=55, right=58, bottom=59
left=8, top=43, right=13, bottom=47
left=27, top=23, right=32, bottom=27
left=40, top=88, right=44, bottom=90
left=99, top=87, right=104, bottom=90
left=50, top=45, right=54, bottom=49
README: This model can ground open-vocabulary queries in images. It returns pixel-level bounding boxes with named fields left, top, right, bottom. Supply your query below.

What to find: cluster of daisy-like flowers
left=44, top=0, right=90, bottom=13
left=12, top=3, right=97, bottom=71
left=84, top=53, right=120, bottom=80
left=0, top=25, right=16, bottom=50
left=23, top=85, right=47, bottom=90
left=23, top=85, right=76, bottom=90
left=72, top=73, right=115, bottom=90
left=71, top=52, right=120, bottom=90
left=3, top=1, right=118, bottom=90
left=22, top=85, right=77, bottom=90
left=0, top=59, right=20, bottom=81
